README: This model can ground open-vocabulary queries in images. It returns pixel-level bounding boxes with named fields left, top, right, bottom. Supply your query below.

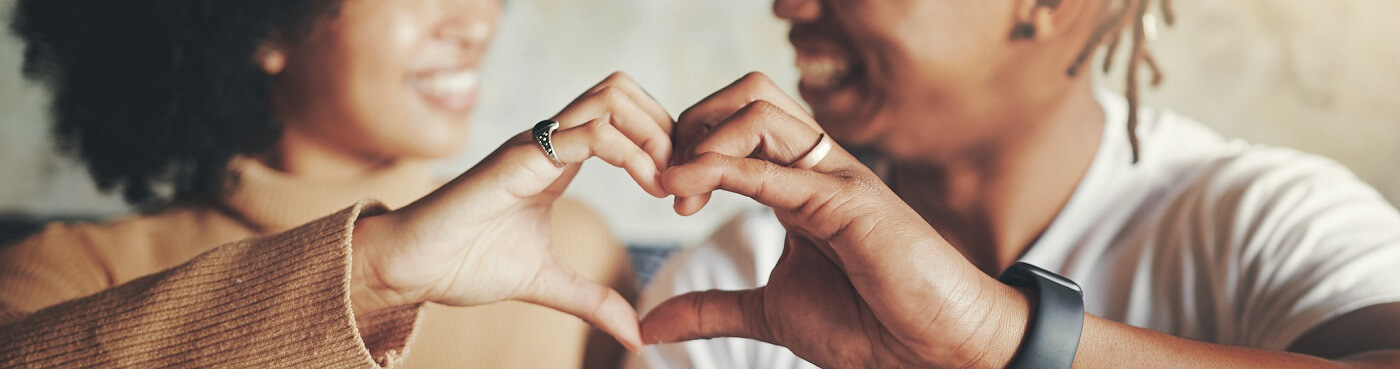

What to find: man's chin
left=810, top=113, right=875, bottom=146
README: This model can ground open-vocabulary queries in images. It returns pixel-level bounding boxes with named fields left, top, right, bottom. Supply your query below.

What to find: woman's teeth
left=797, top=55, right=851, bottom=90
left=413, top=70, right=479, bottom=97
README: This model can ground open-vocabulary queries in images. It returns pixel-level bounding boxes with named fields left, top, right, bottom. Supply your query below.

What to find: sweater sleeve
left=0, top=200, right=422, bottom=368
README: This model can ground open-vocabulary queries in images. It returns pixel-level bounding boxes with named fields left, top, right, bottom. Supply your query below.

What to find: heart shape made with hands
left=357, top=71, right=1023, bottom=369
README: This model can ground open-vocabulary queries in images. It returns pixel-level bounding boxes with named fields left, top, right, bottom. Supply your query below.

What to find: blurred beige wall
left=1, top=0, right=1397, bottom=244
left=1142, top=1, right=1400, bottom=205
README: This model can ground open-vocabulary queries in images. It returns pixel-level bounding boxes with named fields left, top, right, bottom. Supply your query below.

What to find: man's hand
left=643, top=72, right=1032, bottom=368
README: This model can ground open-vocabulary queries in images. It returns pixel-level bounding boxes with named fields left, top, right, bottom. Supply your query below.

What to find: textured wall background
left=2, top=0, right=1397, bottom=245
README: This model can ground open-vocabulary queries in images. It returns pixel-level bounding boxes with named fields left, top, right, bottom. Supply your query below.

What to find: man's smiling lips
left=789, top=25, right=871, bottom=129
left=790, top=30, right=859, bottom=94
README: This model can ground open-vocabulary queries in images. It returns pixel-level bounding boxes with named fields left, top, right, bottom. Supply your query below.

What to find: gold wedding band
left=791, top=133, right=833, bottom=170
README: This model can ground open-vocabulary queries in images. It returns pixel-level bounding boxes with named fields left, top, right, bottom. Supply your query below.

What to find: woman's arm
left=3, top=72, right=674, bottom=368
left=0, top=202, right=418, bottom=368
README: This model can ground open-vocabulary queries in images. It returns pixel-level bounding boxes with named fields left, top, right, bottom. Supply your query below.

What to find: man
left=632, top=0, right=1400, bottom=368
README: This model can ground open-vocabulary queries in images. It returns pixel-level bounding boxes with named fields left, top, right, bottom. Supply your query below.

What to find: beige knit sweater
left=0, top=159, right=634, bottom=368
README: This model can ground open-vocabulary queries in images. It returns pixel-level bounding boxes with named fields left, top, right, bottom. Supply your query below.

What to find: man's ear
left=255, top=42, right=287, bottom=75
left=1013, top=0, right=1063, bottom=40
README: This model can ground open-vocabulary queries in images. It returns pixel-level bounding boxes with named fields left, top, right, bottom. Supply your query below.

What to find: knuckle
left=689, top=291, right=711, bottom=336
left=740, top=100, right=783, bottom=123
left=739, top=71, right=775, bottom=89
left=687, top=143, right=712, bottom=160
left=590, top=72, right=633, bottom=95
left=829, top=167, right=866, bottom=184
left=584, top=282, right=610, bottom=315
left=605, top=70, right=632, bottom=84
left=753, top=157, right=780, bottom=176
left=838, top=171, right=881, bottom=194
left=694, top=151, right=729, bottom=165
left=742, top=99, right=779, bottom=114
left=596, top=86, right=627, bottom=104
left=640, top=136, right=667, bottom=155
left=583, top=118, right=611, bottom=135
left=676, top=105, right=707, bottom=127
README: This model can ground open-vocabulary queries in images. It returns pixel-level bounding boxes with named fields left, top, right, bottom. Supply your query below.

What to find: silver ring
left=532, top=120, right=565, bottom=168
left=790, top=133, right=832, bottom=170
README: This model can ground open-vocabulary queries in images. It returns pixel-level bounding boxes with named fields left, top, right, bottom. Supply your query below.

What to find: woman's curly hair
left=10, top=0, right=340, bottom=206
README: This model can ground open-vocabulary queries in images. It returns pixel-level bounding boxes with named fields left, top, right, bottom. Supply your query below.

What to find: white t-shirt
left=627, top=91, right=1400, bottom=369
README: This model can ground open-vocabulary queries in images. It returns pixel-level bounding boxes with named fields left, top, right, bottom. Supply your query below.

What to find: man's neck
left=890, top=85, right=1104, bottom=275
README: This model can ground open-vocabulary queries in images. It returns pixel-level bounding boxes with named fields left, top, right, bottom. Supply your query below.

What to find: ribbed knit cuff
left=0, top=200, right=423, bottom=368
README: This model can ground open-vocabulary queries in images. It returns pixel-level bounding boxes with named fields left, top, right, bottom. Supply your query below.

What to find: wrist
left=350, top=215, right=412, bottom=317
left=981, top=284, right=1036, bottom=369
left=917, top=271, right=1034, bottom=369
left=992, top=263, right=1086, bottom=369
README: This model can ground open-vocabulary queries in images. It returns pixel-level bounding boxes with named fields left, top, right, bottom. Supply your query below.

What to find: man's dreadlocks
left=1068, top=0, right=1176, bottom=163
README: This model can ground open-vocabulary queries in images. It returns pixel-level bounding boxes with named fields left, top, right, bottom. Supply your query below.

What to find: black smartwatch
left=997, top=262, right=1085, bottom=369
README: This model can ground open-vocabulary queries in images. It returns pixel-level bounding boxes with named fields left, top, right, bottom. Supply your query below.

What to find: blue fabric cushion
left=626, top=245, right=680, bottom=288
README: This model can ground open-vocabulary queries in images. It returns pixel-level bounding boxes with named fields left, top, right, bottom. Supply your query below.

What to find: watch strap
left=998, top=262, right=1085, bottom=369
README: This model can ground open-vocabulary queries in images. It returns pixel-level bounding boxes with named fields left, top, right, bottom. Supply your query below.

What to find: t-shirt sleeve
left=1222, top=153, right=1400, bottom=350
left=0, top=200, right=422, bottom=368
left=624, top=208, right=818, bottom=369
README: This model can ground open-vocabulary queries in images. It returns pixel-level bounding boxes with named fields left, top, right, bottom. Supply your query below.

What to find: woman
left=0, top=0, right=673, bottom=367
left=632, top=0, right=1400, bottom=368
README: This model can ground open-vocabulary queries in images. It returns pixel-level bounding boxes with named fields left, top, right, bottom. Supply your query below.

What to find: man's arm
left=1292, top=304, right=1400, bottom=362
left=1067, top=305, right=1400, bottom=369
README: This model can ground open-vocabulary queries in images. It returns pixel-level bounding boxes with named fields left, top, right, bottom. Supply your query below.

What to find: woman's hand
left=641, top=73, right=1033, bottom=368
left=349, top=72, right=673, bottom=350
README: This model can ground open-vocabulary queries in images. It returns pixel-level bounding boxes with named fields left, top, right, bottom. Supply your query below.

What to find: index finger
left=673, top=72, right=817, bottom=166
left=578, top=72, right=675, bottom=134
left=670, top=72, right=817, bottom=211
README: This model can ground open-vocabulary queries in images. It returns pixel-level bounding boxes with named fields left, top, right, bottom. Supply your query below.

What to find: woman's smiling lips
left=410, top=68, right=480, bottom=114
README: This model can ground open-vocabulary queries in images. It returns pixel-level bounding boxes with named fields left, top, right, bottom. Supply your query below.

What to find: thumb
left=517, top=261, right=642, bottom=351
left=638, top=288, right=775, bottom=345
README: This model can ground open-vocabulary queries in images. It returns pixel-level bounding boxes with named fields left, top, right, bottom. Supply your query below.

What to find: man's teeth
left=415, top=70, right=479, bottom=96
left=797, top=56, right=850, bottom=89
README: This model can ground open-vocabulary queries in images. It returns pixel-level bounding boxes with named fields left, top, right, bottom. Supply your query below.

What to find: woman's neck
left=227, top=129, right=440, bottom=231
left=260, top=128, right=400, bottom=180
left=890, top=85, right=1104, bottom=275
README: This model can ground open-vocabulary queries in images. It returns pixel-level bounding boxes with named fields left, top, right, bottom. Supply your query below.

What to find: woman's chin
left=383, top=125, right=471, bottom=159
left=409, top=137, right=470, bottom=159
